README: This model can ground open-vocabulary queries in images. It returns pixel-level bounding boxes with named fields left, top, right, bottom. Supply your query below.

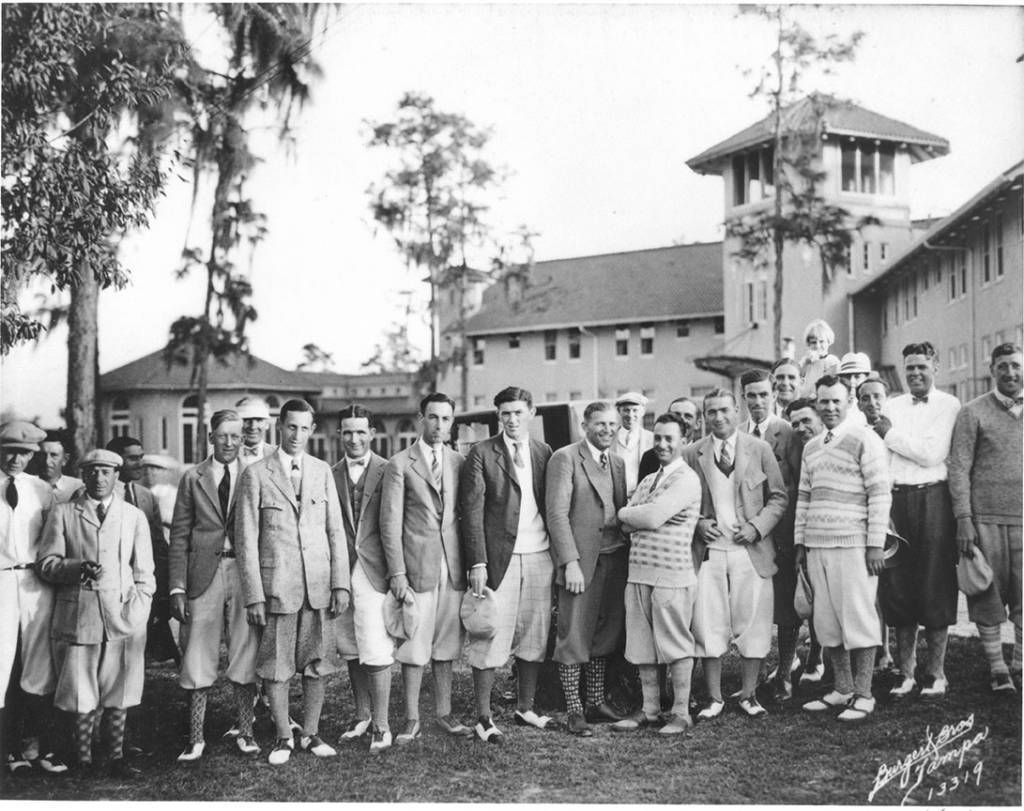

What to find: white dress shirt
left=881, top=387, right=961, bottom=485
left=584, top=439, right=611, bottom=467
left=345, top=453, right=370, bottom=484
left=240, top=442, right=269, bottom=466
left=712, top=432, right=737, bottom=467
left=0, top=472, right=52, bottom=567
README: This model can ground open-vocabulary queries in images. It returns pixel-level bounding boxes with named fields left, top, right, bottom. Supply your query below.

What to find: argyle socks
left=585, top=658, right=606, bottom=708
left=978, top=624, right=1009, bottom=675
left=74, top=711, right=99, bottom=765
left=559, top=664, right=584, bottom=716
left=233, top=682, right=257, bottom=737
left=188, top=689, right=208, bottom=745
left=101, top=708, right=127, bottom=761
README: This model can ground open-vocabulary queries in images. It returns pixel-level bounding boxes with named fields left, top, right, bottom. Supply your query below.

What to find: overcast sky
left=4, top=2, right=1023, bottom=426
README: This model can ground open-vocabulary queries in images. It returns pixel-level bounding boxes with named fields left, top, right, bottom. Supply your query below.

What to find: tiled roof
left=687, top=95, right=949, bottom=174
left=100, top=349, right=316, bottom=392
left=461, top=242, right=723, bottom=335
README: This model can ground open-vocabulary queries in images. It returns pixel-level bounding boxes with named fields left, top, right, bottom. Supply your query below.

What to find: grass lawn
left=3, top=634, right=1019, bottom=805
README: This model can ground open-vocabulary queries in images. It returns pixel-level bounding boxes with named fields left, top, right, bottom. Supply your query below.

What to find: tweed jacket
left=380, top=442, right=464, bottom=594
left=36, top=492, right=155, bottom=644
left=546, top=439, right=628, bottom=589
left=331, top=452, right=389, bottom=592
left=235, top=452, right=349, bottom=614
left=168, top=456, right=241, bottom=600
left=681, top=431, right=788, bottom=578
left=459, top=433, right=553, bottom=591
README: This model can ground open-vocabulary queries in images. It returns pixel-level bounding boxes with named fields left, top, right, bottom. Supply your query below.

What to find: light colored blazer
left=235, top=452, right=348, bottom=614
left=116, top=480, right=168, bottom=598
left=37, top=493, right=155, bottom=644
left=380, top=443, right=464, bottom=594
left=459, top=434, right=552, bottom=590
left=682, top=432, right=788, bottom=578
left=168, top=457, right=240, bottom=600
left=546, top=440, right=628, bottom=589
left=331, top=453, right=389, bottom=592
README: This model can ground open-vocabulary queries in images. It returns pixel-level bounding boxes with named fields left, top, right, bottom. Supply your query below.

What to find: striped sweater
left=618, top=461, right=702, bottom=588
left=794, top=424, right=891, bottom=549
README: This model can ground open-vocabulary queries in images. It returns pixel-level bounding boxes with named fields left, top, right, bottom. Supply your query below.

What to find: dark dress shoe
left=107, top=759, right=141, bottom=780
left=566, top=713, right=594, bottom=737
left=585, top=702, right=624, bottom=723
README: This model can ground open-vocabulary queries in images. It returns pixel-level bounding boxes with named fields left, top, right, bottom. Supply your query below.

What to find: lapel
left=695, top=436, right=717, bottom=487
left=300, top=460, right=321, bottom=514
left=75, top=493, right=102, bottom=531
left=441, top=446, right=458, bottom=507
left=359, top=455, right=386, bottom=522
left=732, top=431, right=751, bottom=486
left=196, top=458, right=226, bottom=522
left=528, top=438, right=545, bottom=505
left=492, top=436, right=517, bottom=491
left=577, top=441, right=612, bottom=508
left=266, top=453, right=300, bottom=512
left=101, top=495, right=126, bottom=565
left=336, top=462, right=356, bottom=532
left=409, top=443, right=443, bottom=504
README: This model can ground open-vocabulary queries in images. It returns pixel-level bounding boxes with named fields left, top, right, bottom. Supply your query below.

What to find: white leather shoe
left=176, top=742, right=205, bottom=762
left=369, top=727, right=392, bottom=753
left=268, top=737, right=293, bottom=765
left=889, top=676, right=916, bottom=697
left=340, top=718, right=372, bottom=741
left=697, top=699, right=724, bottom=720
left=802, top=691, right=853, bottom=712
left=920, top=677, right=947, bottom=697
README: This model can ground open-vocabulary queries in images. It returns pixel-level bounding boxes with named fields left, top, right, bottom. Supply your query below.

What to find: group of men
left=0, top=340, right=1020, bottom=775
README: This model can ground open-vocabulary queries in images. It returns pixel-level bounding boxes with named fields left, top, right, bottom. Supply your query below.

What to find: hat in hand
left=957, top=546, right=994, bottom=596
left=383, top=591, right=418, bottom=641
left=460, top=587, right=498, bottom=640
left=794, top=567, right=814, bottom=621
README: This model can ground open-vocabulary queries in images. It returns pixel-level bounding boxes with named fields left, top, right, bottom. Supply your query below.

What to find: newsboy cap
left=839, top=352, right=872, bottom=376
left=957, top=546, right=994, bottom=597
left=615, top=391, right=649, bottom=408
left=383, top=591, right=419, bottom=642
left=79, top=449, right=123, bottom=469
left=460, top=588, right=498, bottom=640
left=0, top=421, right=47, bottom=452
left=235, top=396, right=271, bottom=420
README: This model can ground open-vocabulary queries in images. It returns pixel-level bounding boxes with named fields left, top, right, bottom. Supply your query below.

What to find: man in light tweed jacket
left=795, top=375, right=891, bottom=722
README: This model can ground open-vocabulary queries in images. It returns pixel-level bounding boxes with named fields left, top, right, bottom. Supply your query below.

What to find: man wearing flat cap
left=37, top=449, right=155, bottom=777
left=235, top=396, right=277, bottom=467
left=613, top=392, right=654, bottom=497
left=1, top=421, right=66, bottom=774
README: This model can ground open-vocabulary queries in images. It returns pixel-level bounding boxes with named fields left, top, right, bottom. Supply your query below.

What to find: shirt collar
left=346, top=452, right=370, bottom=467
left=418, top=437, right=442, bottom=457
left=277, top=448, right=302, bottom=470
left=584, top=439, right=608, bottom=464
left=242, top=442, right=264, bottom=456
left=502, top=432, right=529, bottom=453
left=992, top=389, right=1022, bottom=408
left=91, top=494, right=114, bottom=509
left=748, top=416, right=771, bottom=434
left=712, top=431, right=737, bottom=455
left=655, top=458, right=684, bottom=479
left=822, top=420, right=849, bottom=441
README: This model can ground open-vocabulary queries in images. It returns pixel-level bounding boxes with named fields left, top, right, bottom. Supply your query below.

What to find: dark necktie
left=124, top=482, right=135, bottom=507
left=218, top=465, right=231, bottom=518
left=824, top=431, right=835, bottom=445
left=715, top=442, right=734, bottom=477
left=650, top=468, right=664, bottom=491
left=912, top=395, right=929, bottom=405
left=512, top=442, right=525, bottom=469
left=752, top=424, right=762, bottom=438
left=599, top=452, right=608, bottom=471
left=96, top=501, right=107, bottom=524
left=5, top=478, right=18, bottom=509
left=290, top=461, right=301, bottom=497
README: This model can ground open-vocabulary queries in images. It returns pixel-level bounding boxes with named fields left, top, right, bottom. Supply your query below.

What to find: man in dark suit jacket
left=546, top=401, right=629, bottom=736
left=330, top=405, right=392, bottom=752
left=682, top=388, right=787, bottom=720
left=638, top=397, right=701, bottom=481
left=459, top=386, right=554, bottom=744
left=168, top=410, right=260, bottom=761
left=740, top=369, right=803, bottom=701
left=107, top=435, right=177, bottom=665
left=236, top=400, right=349, bottom=766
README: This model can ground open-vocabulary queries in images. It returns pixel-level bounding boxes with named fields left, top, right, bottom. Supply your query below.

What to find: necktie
left=218, top=464, right=231, bottom=517
left=752, top=424, right=762, bottom=438
left=125, top=482, right=135, bottom=507
left=716, top=442, right=734, bottom=477
left=5, top=478, right=18, bottom=509
left=431, top=449, right=442, bottom=488
left=912, top=395, right=929, bottom=405
left=96, top=501, right=106, bottom=524
left=824, top=431, right=834, bottom=445
left=650, top=468, right=664, bottom=490
left=290, top=460, right=301, bottom=497
left=512, top=442, right=525, bottom=469
left=599, top=452, right=608, bottom=471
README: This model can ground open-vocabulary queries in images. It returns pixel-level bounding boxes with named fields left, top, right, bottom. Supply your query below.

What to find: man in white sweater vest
left=612, top=412, right=702, bottom=736
left=795, top=375, right=891, bottom=722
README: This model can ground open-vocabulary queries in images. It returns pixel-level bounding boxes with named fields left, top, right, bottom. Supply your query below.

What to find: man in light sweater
left=948, top=342, right=1023, bottom=692
left=873, top=342, right=961, bottom=698
left=612, top=412, right=702, bottom=735
left=796, top=375, right=891, bottom=722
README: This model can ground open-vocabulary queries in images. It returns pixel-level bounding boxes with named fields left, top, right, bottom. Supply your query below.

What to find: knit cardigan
left=794, top=425, right=891, bottom=549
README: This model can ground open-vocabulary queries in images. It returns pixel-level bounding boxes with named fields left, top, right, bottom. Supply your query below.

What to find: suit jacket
left=681, top=432, right=788, bottom=578
left=546, top=440, right=628, bottom=589
left=380, top=443, right=464, bottom=594
left=459, top=434, right=553, bottom=590
left=50, top=475, right=84, bottom=504
left=331, top=453, right=389, bottom=592
left=741, top=415, right=801, bottom=544
left=235, top=452, right=349, bottom=614
left=117, top=480, right=168, bottom=599
left=168, top=457, right=241, bottom=599
left=37, top=493, right=155, bottom=644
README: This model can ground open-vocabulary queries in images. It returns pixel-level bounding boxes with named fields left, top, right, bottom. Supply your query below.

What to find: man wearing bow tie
left=235, top=397, right=277, bottom=466
left=873, top=342, right=961, bottom=698
left=949, top=343, right=1023, bottom=692
left=169, top=410, right=260, bottom=762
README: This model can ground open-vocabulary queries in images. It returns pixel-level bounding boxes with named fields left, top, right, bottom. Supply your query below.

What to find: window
left=180, top=395, right=198, bottom=465
left=923, top=259, right=930, bottom=291
left=161, top=417, right=168, bottom=452
left=471, top=337, right=485, bottom=366
left=676, top=321, right=690, bottom=338
left=370, top=418, right=390, bottom=459
left=949, top=261, right=957, bottom=301
left=995, top=213, right=1004, bottom=278
left=691, top=385, right=716, bottom=399
left=110, top=396, right=131, bottom=441
left=731, top=146, right=774, bottom=206
left=758, top=281, right=768, bottom=322
left=545, top=392, right=558, bottom=403
left=508, top=333, right=520, bottom=349
left=568, top=328, right=581, bottom=360
left=640, top=324, right=654, bottom=356
left=893, top=288, right=900, bottom=326
left=935, top=256, right=943, bottom=289
left=960, top=344, right=969, bottom=369
left=265, top=395, right=281, bottom=446
left=544, top=330, right=557, bottom=361
left=959, top=251, right=967, bottom=298
left=840, top=140, right=895, bottom=196
left=982, top=222, right=991, bottom=284
left=882, top=298, right=888, bottom=335
left=982, top=335, right=992, bottom=364
left=862, top=242, right=871, bottom=273
left=880, top=243, right=890, bottom=263
left=615, top=327, right=630, bottom=357
left=949, top=348, right=957, bottom=369
left=912, top=272, right=918, bottom=318
left=903, top=278, right=911, bottom=321
left=397, top=418, right=418, bottom=451
left=569, top=390, right=582, bottom=401
left=745, top=281, right=756, bottom=323
left=713, top=316, right=725, bottom=334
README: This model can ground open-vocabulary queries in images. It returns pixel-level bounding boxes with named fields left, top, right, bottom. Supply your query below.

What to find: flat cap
left=383, top=591, right=419, bottom=642
left=615, top=391, right=649, bottom=408
left=235, top=396, right=271, bottom=420
left=839, top=352, right=872, bottom=376
left=0, top=421, right=47, bottom=452
left=79, top=449, right=123, bottom=469
left=460, top=588, right=498, bottom=640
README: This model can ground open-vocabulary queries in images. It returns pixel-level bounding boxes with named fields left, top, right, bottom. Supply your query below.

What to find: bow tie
left=243, top=447, right=260, bottom=456
left=911, top=396, right=929, bottom=405
left=348, top=458, right=367, bottom=468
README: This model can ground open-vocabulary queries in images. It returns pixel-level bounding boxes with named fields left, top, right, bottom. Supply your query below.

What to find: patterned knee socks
left=558, top=664, right=584, bottom=715
left=100, top=708, right=127, bottom=761
left=978, top=624, right=1009, bottom=675
left=74, top=710, right=99, bottom=765
left=234, top=683, right=257, bottom=737
left=189, top=689, right=208, bottom=745
left=584, top=658, right=606, bottom=707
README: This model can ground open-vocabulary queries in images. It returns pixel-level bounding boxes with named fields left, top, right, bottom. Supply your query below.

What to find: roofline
left=463, top=310, right=725, bottom=337
left=525, top=241, right=722, bottom=266
left=851, top=159, right=1024, bottom=297
left=100, top=382, right=317, bottom=393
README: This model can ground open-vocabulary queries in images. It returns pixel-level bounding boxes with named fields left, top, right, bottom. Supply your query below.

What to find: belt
left=0, top=563, right=33, bottom=571
left=217, top=549, right=236, bottom=559
left=892, top=481, right=944, bottom=493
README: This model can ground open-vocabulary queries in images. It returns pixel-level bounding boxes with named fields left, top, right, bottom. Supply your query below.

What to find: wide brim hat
left=882, top=528, right=910, bottom=569
left=839, top=352, right=872, bottom=376
left=383, top=591, right=419, bottom=641
left=957, top=547, right=994, bottom=596
left=235, top=399, right=271, bottom=420
left=460, top=587, right=498, bottom=640
left=0, top=420, right=47, bottom=452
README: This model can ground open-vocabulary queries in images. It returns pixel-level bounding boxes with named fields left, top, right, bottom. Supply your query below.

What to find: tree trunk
left=196, top=346, right=210, bottom=461
left=66, top=270, right=99, bottom=471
